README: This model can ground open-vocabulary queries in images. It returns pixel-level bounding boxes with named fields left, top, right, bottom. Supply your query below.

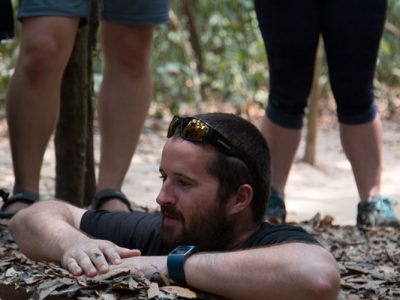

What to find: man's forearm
left=184, top=243, right=340, bottom=300
left=76, top=242, right=339, bottom=300
left=9, top=200, right=87, bottom=262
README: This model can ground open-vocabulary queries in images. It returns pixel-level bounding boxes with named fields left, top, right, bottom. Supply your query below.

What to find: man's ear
left=228, top=184, right=253, bottom=215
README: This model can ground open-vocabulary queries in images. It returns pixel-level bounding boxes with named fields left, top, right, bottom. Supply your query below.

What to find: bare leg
left=97, top=22, right=154, bottom=211
left=5, top=17, right=79, bottom=211
left=260, top=116, right=302, bottom=195
left=340, top=116, right=382, bottom=202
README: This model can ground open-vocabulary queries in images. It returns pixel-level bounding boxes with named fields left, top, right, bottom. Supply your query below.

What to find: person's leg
left=341, top=117, right=398, bottom=227
left=260, top=118, right=302, bottom=195
left=94, top=0, right=169, bottom=211
left=96, top=23, right=154, bottom=211
left=322, top=0, right=386, bottom=200
left=340, top=117, right=382, bottom=200
left=323, top=0, right=397, bottom=226
left=254, top=0, right=320, bottom=222
left=5, top=16, right=79, bottom=212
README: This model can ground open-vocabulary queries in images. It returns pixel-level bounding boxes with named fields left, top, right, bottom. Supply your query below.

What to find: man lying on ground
left=9, top=113, right=340, bottom=300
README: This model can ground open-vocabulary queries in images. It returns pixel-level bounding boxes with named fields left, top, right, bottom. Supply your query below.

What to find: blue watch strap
left=167, top=245, right=198, bottom=284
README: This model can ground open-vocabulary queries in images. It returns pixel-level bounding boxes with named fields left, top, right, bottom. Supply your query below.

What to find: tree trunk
left=169, top=9, right=203, bottom=105
left=303, top=37, right=323, bottom=165
left=84, top=1, right=98, bottom=205
left=55, top=1, right=98, bottom=207
left=180, top=0, right=203, bottom=73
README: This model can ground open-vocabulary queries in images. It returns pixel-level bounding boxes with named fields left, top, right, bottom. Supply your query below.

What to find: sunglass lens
left=182, top=119, right=209, bottom=141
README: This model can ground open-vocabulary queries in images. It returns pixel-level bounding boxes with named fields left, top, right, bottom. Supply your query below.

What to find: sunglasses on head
left=167, top=116, right=237, bottom=157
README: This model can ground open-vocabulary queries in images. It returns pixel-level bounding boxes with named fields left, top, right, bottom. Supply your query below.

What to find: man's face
left=156, top=137, right=234, bottom=251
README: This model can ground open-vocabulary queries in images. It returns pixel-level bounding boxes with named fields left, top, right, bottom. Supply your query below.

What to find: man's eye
left=159, top=175, right=166, bottom=182
left=178, top=179, right=190, bottom=187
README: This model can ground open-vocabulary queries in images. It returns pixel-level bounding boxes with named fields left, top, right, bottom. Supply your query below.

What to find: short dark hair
left=193, top=113, right=271, bottom=224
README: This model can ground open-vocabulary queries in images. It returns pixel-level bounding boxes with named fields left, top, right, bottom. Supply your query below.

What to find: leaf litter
left=297, top=213, right=400, bottom=300
left=0, top=214, right=399, bottom=299
left=0, top=225, right=217, bottom=300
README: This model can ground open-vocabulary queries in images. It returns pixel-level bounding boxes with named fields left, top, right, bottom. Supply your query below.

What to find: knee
left=104, top=31, right=153, bottom=76
left=111, top=43, right=152, bottom=76
left=18, top=36, right=70, bottom=78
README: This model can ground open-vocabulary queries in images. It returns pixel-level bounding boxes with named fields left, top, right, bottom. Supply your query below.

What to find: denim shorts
left=18, top=0, right=169, bottom=25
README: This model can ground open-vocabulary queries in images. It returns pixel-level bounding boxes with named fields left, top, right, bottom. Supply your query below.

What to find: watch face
left=170, top=245, right=197, bottom=255
left=167, top=245, right=198, bottom=284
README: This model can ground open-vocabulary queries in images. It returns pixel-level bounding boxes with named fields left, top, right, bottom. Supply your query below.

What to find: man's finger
left=64, top=257, right=83, bottom=276
left=101, top=246, right=140, bottom=265
left=76, top=252, right=98, bottom=277
left=117, top=247, right=141, bottom=259
left=88, top=249, right=109, bottom=274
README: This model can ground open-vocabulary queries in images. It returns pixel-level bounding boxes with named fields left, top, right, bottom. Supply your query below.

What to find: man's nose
left=156, top=181, right=176, bottom=206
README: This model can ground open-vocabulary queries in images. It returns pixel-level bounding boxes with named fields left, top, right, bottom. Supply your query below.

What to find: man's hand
left=61, top=239, right=141, bottom=277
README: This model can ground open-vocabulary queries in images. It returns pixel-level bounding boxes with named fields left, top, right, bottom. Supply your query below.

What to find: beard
left=161, top=204, right=235, bottom=251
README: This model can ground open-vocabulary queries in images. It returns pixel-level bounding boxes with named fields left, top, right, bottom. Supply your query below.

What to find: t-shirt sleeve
left=240, top=223, right=319, bottom=249
left=80, top=210, right=166, bottom=255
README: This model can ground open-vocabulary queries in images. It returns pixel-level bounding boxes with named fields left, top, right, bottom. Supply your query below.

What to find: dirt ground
left=0, top=105, right=399, bottom=226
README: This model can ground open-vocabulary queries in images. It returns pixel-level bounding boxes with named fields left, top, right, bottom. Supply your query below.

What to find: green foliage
left=152, top=0, right=267, bottom=112
left=0, top=41, right=16, bottom=101
left=0, top=0, right=19, bottom=101
left=374, top=0, right=400, bottom=111
left=377, top=0, right=400, bottom=86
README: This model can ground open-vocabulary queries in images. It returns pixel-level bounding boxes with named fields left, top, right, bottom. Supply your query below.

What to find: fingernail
left=89, top=267, right=97, bottom=276
left=73, top=268, right=82, bottom=275
left=114, top=258, right=121, bottom=264
left=100, top=264, right=109, bottom=272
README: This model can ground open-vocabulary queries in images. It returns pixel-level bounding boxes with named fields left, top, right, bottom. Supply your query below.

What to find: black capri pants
left=254, top=0, right=387, bottom=129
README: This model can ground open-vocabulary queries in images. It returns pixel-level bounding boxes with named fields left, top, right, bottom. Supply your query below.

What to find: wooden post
left=55, top=1, right=98, bottom=207
left=303, top=37, right=324, bottom=165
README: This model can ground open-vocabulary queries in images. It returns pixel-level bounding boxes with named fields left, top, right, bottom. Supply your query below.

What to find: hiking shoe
left=357, top=197, right=400, bottom=228
left=264, top=188, right=286, bottom=223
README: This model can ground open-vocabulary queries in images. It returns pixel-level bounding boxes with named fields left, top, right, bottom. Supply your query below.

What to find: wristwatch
left=167, top=245, right=198, bottom=284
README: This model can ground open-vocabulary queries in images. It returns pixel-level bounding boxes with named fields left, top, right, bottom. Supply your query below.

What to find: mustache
left=161, top=205, right=183, bottom=219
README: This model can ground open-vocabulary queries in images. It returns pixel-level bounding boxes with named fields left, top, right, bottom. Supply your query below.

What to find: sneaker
left=264, top=188, right=286, bottom=223
left=357, top=197, right=400, bottom=228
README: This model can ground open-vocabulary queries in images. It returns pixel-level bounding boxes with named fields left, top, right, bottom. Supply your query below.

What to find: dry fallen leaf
left=147, top=282, right=160, bottom=299
left=161, top=286, right=198, bottom=299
